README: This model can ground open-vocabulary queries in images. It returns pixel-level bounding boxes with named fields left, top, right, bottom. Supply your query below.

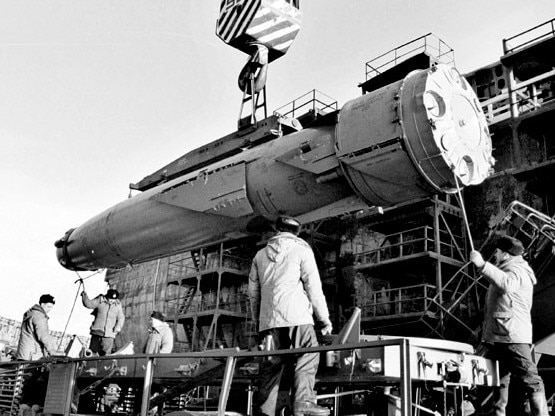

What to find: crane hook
left=238, top=43, right=269, bottom=95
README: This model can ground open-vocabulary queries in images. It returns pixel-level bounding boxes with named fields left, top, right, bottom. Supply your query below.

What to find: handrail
left=0, top=338, right=414, bottom=416
left=364, top=33, right=454, bottom=80
left=504, top=201, right=555, bottom=247
left=168, top=252, right=251, bottom=278
left=503, top=18, right=555, bottom=54
left=357, top=284, right=437, bottom=318
left=366, top=45, right=427, bottom=74
left=167, top=293, right=250, bottom=316
left=480, top=68, right=555, bottom=124
left=353, top=226, right=465, bottom=266
left=273, top=89, right=338, bottom=119
left=0, top=338, right=412, bottom=363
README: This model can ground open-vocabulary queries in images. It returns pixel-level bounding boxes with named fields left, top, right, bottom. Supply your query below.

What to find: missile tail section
left=337, top=65, right=493, bottom=206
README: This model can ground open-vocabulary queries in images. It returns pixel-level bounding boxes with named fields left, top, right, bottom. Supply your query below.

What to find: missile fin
left=152, top=163, right=254, bottom=218
left=295, top=195, right=374, bottom=224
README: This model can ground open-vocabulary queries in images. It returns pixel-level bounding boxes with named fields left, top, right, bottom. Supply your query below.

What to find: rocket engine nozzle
left=55, top=228, right=88, bottom=271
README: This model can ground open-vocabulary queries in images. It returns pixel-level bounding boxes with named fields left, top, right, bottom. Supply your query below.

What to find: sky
left=1, top=1, right=554, bottom=338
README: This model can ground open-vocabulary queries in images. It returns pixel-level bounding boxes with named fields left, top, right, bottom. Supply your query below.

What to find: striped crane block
left=216, top=0, right=302, bottom=62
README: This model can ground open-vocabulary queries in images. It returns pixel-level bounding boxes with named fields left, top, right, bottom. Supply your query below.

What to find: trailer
left=0, top=312, right=499, bottom=416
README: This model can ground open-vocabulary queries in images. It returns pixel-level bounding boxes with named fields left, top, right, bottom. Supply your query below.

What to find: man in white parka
left=16, top=294, right=57, bottom=360
left=470, top=235, right=548, bottom=416
left=249, top=216, right=333, bottom=416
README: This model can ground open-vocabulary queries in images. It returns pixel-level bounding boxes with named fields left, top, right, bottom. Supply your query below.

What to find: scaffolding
left=165, top=243, right=255, bottom=352
left=335, top=196, right=471, bottom=341
left=423, top=200, right=555, bottom=343
left=474, top=18, right=555, bottom=141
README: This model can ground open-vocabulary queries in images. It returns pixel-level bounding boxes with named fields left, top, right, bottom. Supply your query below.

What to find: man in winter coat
left=144, top=311, right=174, bottom=354
left=248, top=216, right=333, bottom=416
left=470, top=235, right=548, bottom=416
left=81, top=288, right=125, bottom=356
left=16, top=294, right=57, bottom=360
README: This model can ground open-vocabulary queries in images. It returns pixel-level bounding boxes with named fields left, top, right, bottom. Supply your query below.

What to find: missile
left=55, top=64, right=494, bottom=271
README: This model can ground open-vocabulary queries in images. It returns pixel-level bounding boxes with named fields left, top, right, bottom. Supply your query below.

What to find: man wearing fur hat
left=16, top=294, right=57, bottom=360
left=144, top=311, right=174, bottom=354
left=470, top=235, right=548, bottom=416
left=81, top=288, right=125, bottom=356
left=249, top=216, right=333, bottom=416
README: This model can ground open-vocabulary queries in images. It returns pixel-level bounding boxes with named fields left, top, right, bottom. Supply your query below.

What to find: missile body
left=56, top=65, right=493, bottom=271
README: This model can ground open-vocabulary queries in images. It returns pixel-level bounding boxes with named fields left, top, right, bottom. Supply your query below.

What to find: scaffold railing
left=480, top=68, right=555, bottom=124
left=356, top=284, right=437, bottom=319
left=168, top=251, right=251, bottom=282
left=364, top=33, right=454, bottom=81
left=503, top=17, right=555, bottom=54
left=352, top=225, right=466, bottom=267
left=167, top=293, right=250, bottom=317
left=273, top=89, right=337, bottom=119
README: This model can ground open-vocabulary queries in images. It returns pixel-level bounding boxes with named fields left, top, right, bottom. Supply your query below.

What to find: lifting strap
left=56, top=270, right=103, bottom=351
left=451, top=167, right=474, bottom=251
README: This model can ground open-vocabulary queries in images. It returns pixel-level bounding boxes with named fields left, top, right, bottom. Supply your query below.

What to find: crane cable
left=56, top=269, right=104, bottom=351
left=451, top=167, right=475, bottom=252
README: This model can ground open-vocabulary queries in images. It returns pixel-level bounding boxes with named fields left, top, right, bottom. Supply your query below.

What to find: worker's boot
left=293, top=401, right=330, bottom=416
left=529, top=391, right=549, bottom=416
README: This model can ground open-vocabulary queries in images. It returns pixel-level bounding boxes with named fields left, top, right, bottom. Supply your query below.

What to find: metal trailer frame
left=0, top=337, right=499, bottom=416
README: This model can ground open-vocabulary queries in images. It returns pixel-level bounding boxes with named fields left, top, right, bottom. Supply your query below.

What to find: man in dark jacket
left=82, top=288, right=125, bottom=356
left=16, top=294, right=57, bottom=360
left=470, top=235, right=548, bottom=416
left=249, top=216, right=332, bottom=416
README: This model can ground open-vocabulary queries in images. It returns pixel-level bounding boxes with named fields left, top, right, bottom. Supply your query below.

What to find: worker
left=15, top=294, right=57, bottom=360
left=248, top=216, right=333, bottom=416
left=81, top=288, right=125, bottom=356
left=144, top=311, right=174, bottom=354
left=470, top=235, right=549, bottom=416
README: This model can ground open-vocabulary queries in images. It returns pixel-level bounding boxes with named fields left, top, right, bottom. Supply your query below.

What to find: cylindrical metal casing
left=336, top=65, right=492, bottom=206
left=244, top=126, right=351, bottom=217
left=56, top=65, right=493, bottom=271
left=56, top=126, right=351, bottom=271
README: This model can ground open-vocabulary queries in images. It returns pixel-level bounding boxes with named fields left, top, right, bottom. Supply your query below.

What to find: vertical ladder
left=500, top=201, right=555, bottom=275
left=178, top=286, right=197, bottom=315
left=237, top=44, right=269, bottom=128
left=238, top=81, right=267, bottom=128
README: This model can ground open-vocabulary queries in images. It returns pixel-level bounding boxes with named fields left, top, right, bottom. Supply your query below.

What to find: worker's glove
left=470, top=250, right=486, bottom=268
left=320, top=319, right=333, bottom=336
